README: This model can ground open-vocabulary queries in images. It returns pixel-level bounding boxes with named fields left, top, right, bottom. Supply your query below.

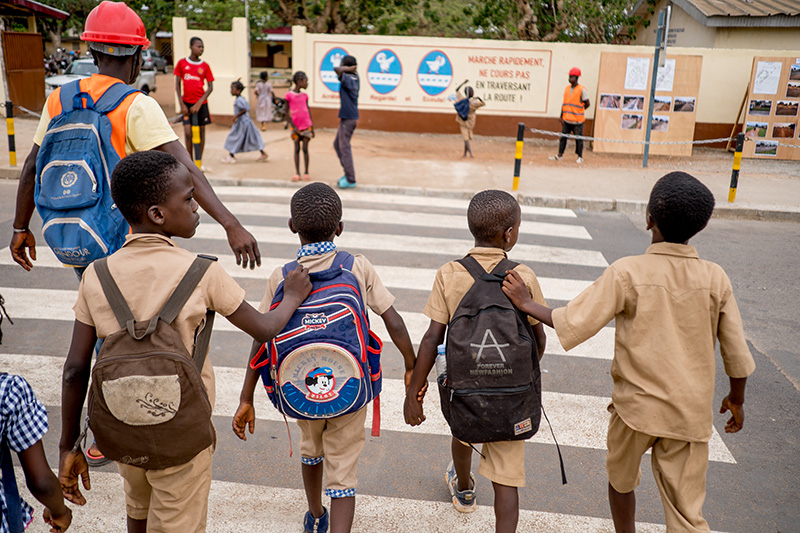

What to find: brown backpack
left=87, top=255, right=217, bottom=470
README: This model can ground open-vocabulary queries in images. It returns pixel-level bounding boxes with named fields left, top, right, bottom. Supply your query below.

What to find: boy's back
left=552, top=242, right=753, bottom=442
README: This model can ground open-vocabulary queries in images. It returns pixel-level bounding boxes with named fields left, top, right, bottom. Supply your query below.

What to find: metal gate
left=2, top=31, right=45, bottom=112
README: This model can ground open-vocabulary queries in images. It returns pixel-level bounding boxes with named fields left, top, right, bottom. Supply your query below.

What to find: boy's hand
left=404, top=394, right=426, bottom=426
left=232, top=401, right=256, bottom=441
left=58, top=450, right=90, bottom=505
left=502, top=270, right=533, bottom=309
left=404, top=370, right=428, bottom=402
left=283, top=265, right=312, bottom=304
left=719, top=395, right=745, bottom=433
left=43, top=505, right=72, bottom=532
left=180, top=102, right=189, bottom=116
left=189, top=102, right=202, bottom=115
left=9, top=230, right=37, bottom=271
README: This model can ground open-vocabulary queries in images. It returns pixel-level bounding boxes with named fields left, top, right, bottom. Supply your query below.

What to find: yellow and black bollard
left=728, top=132, right=744, bottom=203
left=6, top=101, right=16, bottom=167
left=191, top=112, right=201, bottom=169
left=512, top=122, right=524, bottom=191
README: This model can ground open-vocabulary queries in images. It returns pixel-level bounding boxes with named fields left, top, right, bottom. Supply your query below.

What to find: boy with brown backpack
left=57, top=151, right=311, bottom=532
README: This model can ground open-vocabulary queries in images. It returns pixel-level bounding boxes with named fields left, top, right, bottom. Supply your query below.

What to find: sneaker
left=86, top=444, right=112, bottom=468
left=337, top=176, right=356, bottom=189
left=549, top=154, right=562, bottom=161
left=445, top=461, right=477, bottom=513
left=576, top=157, right=584, bottom=164
left=303, top=507, right=329, bottom=533
left=220, top=155, right=236, bottom=164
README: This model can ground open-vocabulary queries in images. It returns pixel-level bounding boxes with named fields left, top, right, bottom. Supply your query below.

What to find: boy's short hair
left=341, top=55, right=357, bottom=67
left=111, top=151, right=183, bottom=225
left=291, top=183, right=342, bottom=243
left=467, top=190, right=520, bottom=242
left=189, top=36, right=202, bottom=46
left=647, top=171, right=715, bottom=243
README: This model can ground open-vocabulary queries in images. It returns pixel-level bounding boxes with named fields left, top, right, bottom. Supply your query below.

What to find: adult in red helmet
left=11, top=1, right=260, bottom=275
left=550, top=67, right=591, bottom=163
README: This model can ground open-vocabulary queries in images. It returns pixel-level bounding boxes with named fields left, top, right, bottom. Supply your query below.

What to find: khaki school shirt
left=424, top=247, right=546, bottom=326
left=455, top=89, right=486, bottom=131
left=552, top=242, right=755, bottom=442
left=73, top=234, right=246, bottom=408
left=258, top=251, right=395, bottom=316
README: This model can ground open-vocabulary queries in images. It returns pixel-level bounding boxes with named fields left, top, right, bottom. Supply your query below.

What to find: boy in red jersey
left=175, top=37, right=214, bottom=166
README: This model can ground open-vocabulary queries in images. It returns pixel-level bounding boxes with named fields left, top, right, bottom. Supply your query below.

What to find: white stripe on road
left=205, top=202, right=592, bottom=240
left=0, top=248, right=595, bottom=301
left=212, top=185, right=578, bottom=218
left=190, top=224, right=609, bottom=267
left=1, top=354, right=735, bottom=464
left=0, top=287, right=615, bottom=360
left=17, top=468, right=691, bottom=533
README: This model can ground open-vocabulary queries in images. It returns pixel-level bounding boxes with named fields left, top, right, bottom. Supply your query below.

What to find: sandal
left=257, top=153, right=269, bottom=162
left=291, top=174, right=301, bottom=182
left=86, top=445, right=112, bottom=467
left=302, top=174, right=311, bottom=181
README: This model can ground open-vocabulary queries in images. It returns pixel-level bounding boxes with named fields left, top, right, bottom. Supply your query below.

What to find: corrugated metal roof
left=631, top=0, right=800, bottom=27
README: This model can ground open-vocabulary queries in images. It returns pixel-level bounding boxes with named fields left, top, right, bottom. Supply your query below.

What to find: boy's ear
left=147, top=205, right=166, bottom=226
left=503, top=225, right=513, bottom=242
left=335, top=221, right=344, bottom=237
left=645, top=212, right=655, bottom=231
left=288, top=218, right=298, bottom=234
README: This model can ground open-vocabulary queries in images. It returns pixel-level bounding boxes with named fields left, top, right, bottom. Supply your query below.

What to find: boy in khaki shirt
left=405, top=190, right=547, bottom=533
left=58, top=151, right=311, bottom=533
left=232, top=183, right=417, bottom=533
left=503, top=172, right=755, bottom=532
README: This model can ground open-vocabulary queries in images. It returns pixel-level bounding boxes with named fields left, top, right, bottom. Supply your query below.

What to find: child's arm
left=19, top=440, right=72, bottom=531
left=232, top=340, right=262, bottom=441
left=233, top=108, right=247, bottom=123
left=456, top=79, right=468, bottom=91
left=720, top=377, right=747, bottom=433
left=533, top=322, right=546, bottom=361
left=334, top=64, right=357, bottom=79
left=379, top=306, right=416, bottom=386
left=175, top=75, right=188, bottom=116
left=225, top=265, right=311, bottom=343
left=59, top=320, right=96, bottom=506
left=404, top=320, right=446, bottom=426
left=503, top=270, right=554, bottom=328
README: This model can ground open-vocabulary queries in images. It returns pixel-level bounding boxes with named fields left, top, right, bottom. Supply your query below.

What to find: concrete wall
left=632, top=0, right=715, bottom=48
left=172, top=17, right=249, bottom=119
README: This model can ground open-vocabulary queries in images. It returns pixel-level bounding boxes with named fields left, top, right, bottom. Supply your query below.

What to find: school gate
left=2, top=31, right=46, bottom=113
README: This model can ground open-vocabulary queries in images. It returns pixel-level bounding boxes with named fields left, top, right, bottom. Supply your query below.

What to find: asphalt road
left=1, top=179, right=798, bottom=532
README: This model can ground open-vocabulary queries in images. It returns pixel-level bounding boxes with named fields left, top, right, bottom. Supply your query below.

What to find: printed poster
left=753, top=61, right=782, bottom=95
left=624, top=57, right=649, bottom=91
left=656, top=59, right=676, bottom=92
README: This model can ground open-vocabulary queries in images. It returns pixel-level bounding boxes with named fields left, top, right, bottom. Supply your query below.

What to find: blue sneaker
left=445, top=461, right=477, bottom=513
left=337, top=176, right=356, bottom=189
left=304, top=507, right=328, bottom=533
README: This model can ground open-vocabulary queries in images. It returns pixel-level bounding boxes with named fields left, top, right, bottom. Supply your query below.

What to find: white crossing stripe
left=206, top=202, right=592, bottom=240
left=0, top=248, right=595, bottom=301
left=17, top=468, right=697, bottom=532
left=213, top=185, right=578, bottom=218
left=190, top=224, right=609, bottom=267
left=0, top=287, right=615, bottom=360
left=1, top=354, right=735, bottom=464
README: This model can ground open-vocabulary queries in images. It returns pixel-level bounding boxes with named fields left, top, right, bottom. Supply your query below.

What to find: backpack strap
left=94, top=257, right=137, bottom=336
left=0, top=379, right=24, bottom=533
left=59, top=79, right=96, bottom=113
left=490, top=257, right=518, bottom=278
left=456, top=255, right=486, bottom=281
left=94, top=82, right=140, bottom=115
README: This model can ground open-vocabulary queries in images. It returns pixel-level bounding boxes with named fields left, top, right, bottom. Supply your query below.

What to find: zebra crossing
left=1, top=185, right=734, bottom=532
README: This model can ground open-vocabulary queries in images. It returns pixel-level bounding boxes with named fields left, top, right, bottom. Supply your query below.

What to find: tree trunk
left=48, top=30, right=62, bottom=52
left=515, top=0, right=539, bottom=40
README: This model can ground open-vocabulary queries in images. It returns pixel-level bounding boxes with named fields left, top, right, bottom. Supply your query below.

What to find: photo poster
left=594, top=52, right=702, bottom=156
left=742, top=56, right=800, bottom=161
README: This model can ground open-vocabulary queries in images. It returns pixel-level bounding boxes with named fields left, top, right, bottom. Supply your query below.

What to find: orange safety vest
left=561, top=84, right=586, bottom=124
left=46, top=74, right=139, bottom=159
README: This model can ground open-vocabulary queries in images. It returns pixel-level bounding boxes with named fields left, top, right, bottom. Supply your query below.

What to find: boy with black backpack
left=232, top=182, right=417, bottom=533
left=57, top=151, right=311, bottom=533
left=404, top=190, right=547, bottom=533
left=454, top=79, right=485, bottom=158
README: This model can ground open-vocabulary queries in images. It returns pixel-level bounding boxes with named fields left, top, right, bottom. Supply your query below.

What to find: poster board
left=593, top=52, right=702, bottom=156
left=741, top=56, right=800, bottom=161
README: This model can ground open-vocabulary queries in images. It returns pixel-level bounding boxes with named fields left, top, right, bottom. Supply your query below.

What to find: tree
left=35, top=0, right=96, bottom=51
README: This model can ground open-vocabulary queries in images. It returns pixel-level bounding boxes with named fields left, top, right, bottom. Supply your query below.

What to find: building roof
left=633, top=0, right=800, bottom=27
left=0, top=0, right=69, bottom=19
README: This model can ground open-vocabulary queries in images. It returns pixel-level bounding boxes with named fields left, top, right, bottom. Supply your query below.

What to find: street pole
left=642, top=8, right=669, bottom=168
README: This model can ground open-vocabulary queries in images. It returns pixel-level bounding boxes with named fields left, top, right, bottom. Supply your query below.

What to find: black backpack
left=438, top=256, right=542, bottom=443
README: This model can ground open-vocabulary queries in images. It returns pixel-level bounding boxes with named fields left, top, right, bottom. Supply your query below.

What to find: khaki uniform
left=74, top=233, right=246, bottom=531
left=552, top=242, right=755, bottom=532
left=259, top=250, right=394, bottom=495
left=424, top=247, right=546, bottom=488
left=455, top=89, right=486, bottom=141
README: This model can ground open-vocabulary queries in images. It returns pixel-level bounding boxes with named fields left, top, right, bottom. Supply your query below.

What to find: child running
left=1, top=373, right=72, bottom=532
left=454, top=79, right=485, bottom=158
left=404, top=190, right=547, bottom=533
left=233, top=183, right=418, bottom=533
left=254, top=71, right=274, bottom=131
left=57, top=151, right=311, bottom=533
left=175, top=37, right=214, bottom=166
left=285, top=71, right=314, bottom=181
left=502, top=171, right=755, bottom=532
left=221, top=80, right=268, bottom=164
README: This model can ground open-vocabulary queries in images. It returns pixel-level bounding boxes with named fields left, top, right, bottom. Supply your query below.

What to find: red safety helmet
left=81, top=1, right=150, bottom=48
left=569, top=67, right=581, bottom=77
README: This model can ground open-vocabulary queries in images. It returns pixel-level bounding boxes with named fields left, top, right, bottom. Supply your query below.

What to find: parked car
left=44, top=59, right=156, bottom=97
left=141, top=49, right=169, bottom=72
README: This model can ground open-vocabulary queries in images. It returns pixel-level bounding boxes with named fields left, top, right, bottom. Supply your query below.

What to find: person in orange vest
left=550, top=67, right=590, bottom=164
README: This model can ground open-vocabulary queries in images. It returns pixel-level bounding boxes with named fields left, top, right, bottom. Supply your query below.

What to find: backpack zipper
left=44, top=123, right=110, bottom=183
left=41, top=217, right=108, bottom=254
left=450, top=383, right=532, bottom=397
left=40, top=159, right=98, bottom=192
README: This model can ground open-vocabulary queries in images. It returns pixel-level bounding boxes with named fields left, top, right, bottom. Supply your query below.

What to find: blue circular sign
left=320, top=47, right=349, bottom=92
left=417, top=50, right=453, bottom=96
left=367, top=49, right=402, bottom=95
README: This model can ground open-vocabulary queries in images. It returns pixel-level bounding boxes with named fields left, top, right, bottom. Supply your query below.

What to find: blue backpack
left=454, top=98, right=470, bottom=121
left=251, top=252, right=382, bottom=431
left=34, top=80, right=139, bottom=267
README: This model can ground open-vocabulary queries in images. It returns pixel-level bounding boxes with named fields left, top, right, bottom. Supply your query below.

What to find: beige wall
left=715, top=27, right=800, bottom=51
left=632, top=0, right=715, bottom=48
left=172, top=17, right=249, bottom=116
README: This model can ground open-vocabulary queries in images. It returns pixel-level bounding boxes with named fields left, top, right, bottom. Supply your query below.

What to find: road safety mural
left=367, top=49, right=402, bottom=94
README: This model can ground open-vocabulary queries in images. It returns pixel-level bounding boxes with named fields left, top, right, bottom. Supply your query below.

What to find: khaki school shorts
left=460, top=125, right=473, bottom=141
left=456, top=438, right=526, bottom=487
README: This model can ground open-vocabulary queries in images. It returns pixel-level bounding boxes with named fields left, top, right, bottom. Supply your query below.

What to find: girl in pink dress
left=285, top=71, right=314, bottom=181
